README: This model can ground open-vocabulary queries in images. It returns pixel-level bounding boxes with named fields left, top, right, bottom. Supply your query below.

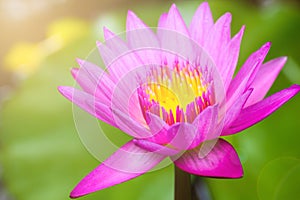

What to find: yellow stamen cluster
left=138, top=64, right=210, bottom=124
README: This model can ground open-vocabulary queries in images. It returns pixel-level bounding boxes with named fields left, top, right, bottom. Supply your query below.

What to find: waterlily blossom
left=58, top=2, right=300, bottom=198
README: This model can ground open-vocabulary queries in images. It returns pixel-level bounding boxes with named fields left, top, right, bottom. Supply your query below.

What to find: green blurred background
left=0, top=0, right=300, bottom=199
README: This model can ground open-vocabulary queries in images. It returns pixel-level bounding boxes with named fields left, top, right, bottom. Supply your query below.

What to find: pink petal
left=222, top=89, right=252, bottom=135
left=126, top=10, right=160, bottom=65
left=190, top=104, right=219, bottom=148
left=102, top=26, right=115, bottom=40
left=157, top=12, right=168, bottom=29
left=133, top=139, right=179, bottom=156
left=145, top=112, right=170, bottom=144
left=189, top=2, right=214, bottom=47
left=98, top=28, right=144, bottom=80
left=173, top=139, right=243, bottom=178
left=166, top=4, right=189, bottom=36
left=245, top=57, right=287, bottom=107
left=226, top=42, right=271, bottom=108
left=127, top=91, right=148, bottom=126
left=70, top=140, right=165, bottom=198
left=146, top=106, right=219, bottom=150
left=73, top=59, right=114, bottom=105
left=58, top=86, right=115, bottom=126
left=145, top=118, right=199, bottom=151
left=167, top=123, right=197, bottom=150
left=110, top=108, right=152, bottom=139
left=126, top=10, right=149, bottom=30
left=223, top=84, right=300, bottom=135
left=108, top=70, right=148, bottom=122
left=157, top=12, right=168, bottom=40
left=72, top=59, right=101, bottom=93
left=204, top=12, right=232, bottom=68
left=96, top=40, right=128, bottom=79
left=158, top=4, right=193, bottom=66
left=220, top=26, right=245, bottom=90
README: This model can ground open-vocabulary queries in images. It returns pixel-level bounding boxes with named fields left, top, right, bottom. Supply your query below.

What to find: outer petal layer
left=224, top=84, right=300, bottom=135
left=204, top=12, right=232, bottom=69
left=172, top=139, right=243, bottom=178
left=70, top=140, right=165, bottom=198
left=58, top=86, right=115, bottom=126
left=226, top=42, right=271, bottom=108
left=166, top=4, right=189, bottom=36
left=220, top=26, right=245, bottom=90
left=245, top=57, right=287, bottom=107
left=223, top=89, right=252, bottom=131
left=189, top=2, right=213, bottom=47
left=72, top=59, right=115, bottom=105
left=126, top=10, right=160, bottom=65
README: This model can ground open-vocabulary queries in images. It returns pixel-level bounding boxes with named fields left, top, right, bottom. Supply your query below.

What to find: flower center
left=138, top=63, right=213, bottom=125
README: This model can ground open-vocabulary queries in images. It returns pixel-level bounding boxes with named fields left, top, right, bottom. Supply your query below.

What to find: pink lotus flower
left=58, top=2, right=300, bottom=198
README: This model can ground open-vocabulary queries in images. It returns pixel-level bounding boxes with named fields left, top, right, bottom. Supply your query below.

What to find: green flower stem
left=174, top=166, right=192, bottom=200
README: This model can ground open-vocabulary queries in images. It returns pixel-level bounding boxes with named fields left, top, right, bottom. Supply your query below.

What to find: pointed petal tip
left=224, top=12, right=232, bottom=19
left=68, top=141, right=165, bottom=198
left=169, top=3, right=180, bottom=15
left=227, top=167, right=244, bottom=178
left=103, top=26, right=115, bottom=40
left=264, top=41, right=272, bottom=49
left=71, top=67, right=79, bottom=78
left=217, top=12, right=232, bottom=24
left=291, top=84, right=300, bottom=91
left=255, top=42, right=272, bottom=61
left=170, top=3, right=177, bottom=9
left=255, top=42, right=271, bottom=55
left=57, top=86, right=72, bottom=97
left=102, top=26, right=109, bottom=32
left=165, top=3, right=190, bottom=36
left=281, top=56, right=288, bottom=62
left=193, top=1, right=212, bottom=20
left=57, top=86, right=73, bottom=101
left=271, top=56, right=288, bottom=69
left=127, top=9, right=134, bottom=16
left=69, top=191, right=80, bottom=199
left=126, top=10, right=138, bottom=25
left=157, top=12, right=168, bottom=28
left=126, top=9, right=151, bottom=32
left=232, top=25, right=245, bottom=41
left=57, top=86, right=63, bottom=93
left=69, top=188, right=90, bottom=199
left=229, top=158, right=244, bottom=178
left=57, top=85, right=65, bottom=93
left=76, top=58, right=85, bottom=65
left=240, top=25, right=246, bottom=32
left=200, top=1, right=209, bottom=7
left=127, top=10, right=138, bottom=20
left=96, top=40, right=102, bottom=47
